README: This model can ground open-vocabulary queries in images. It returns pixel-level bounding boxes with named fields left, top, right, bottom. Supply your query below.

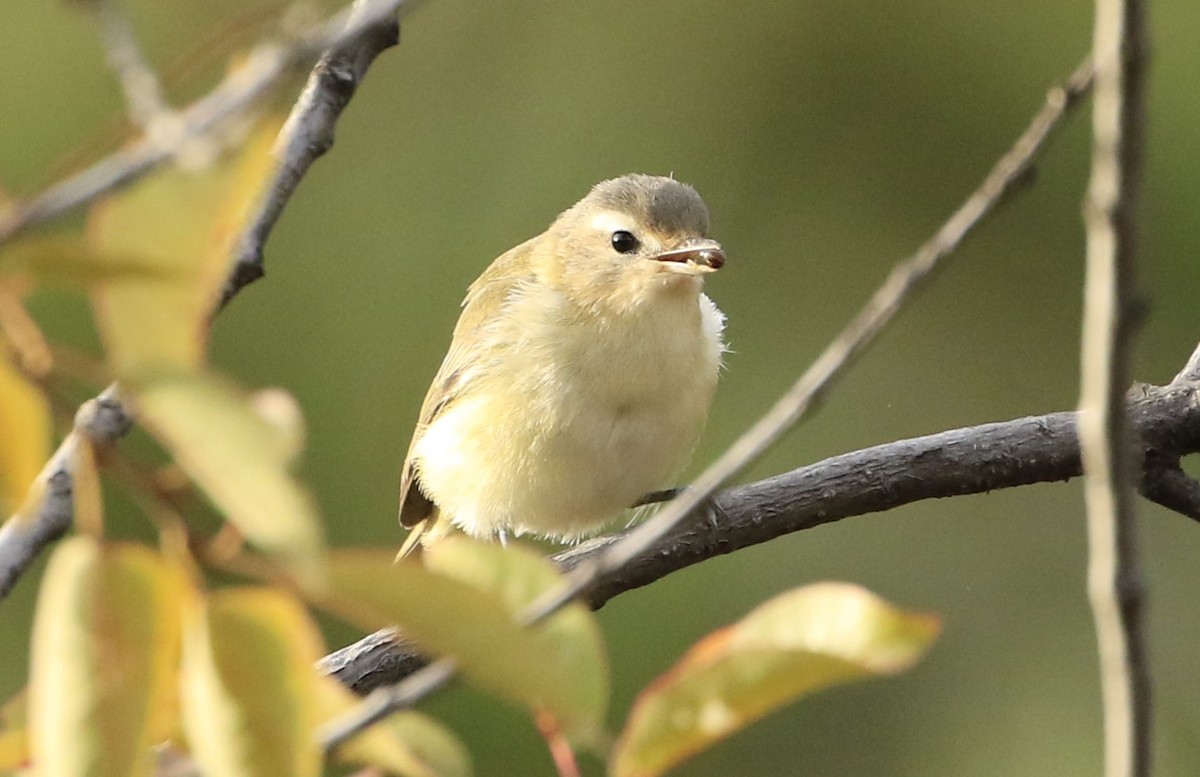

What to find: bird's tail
left=394, top=508, right=455, bottom=561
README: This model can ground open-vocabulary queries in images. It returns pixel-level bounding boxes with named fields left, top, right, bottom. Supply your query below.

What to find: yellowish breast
left=414, top=284, right=725, bottom=540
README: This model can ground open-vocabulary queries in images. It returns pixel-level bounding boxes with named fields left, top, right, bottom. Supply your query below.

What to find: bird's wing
left=397, top=239, right=538, bottom=544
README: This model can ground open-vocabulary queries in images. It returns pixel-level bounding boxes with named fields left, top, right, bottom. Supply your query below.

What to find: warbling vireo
left=397, top=174, right=726, bottom=556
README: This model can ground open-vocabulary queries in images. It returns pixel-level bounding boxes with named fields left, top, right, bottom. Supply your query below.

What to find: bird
left=397, top=174, right=726, bottom=558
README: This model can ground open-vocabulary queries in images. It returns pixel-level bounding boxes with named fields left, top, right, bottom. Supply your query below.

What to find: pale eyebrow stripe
left=589, top=210, right=636, bottom=234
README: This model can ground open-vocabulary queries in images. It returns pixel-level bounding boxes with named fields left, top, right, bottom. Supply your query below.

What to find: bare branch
left=0, top=0, right=412, bottom=246
left=1140, top=460, right=1200, bottom=520
left=89, top=0, right=172, bottom=132
left=222, top=1, right=401, bottom=305
left=319, top=374, right=1200, bottom=697
left=0, top=0, right=404, bottom=602
left=320, top=628, right=428, bottom=694
left=0, top=389, right=130, bottom=598
left=1078, top=0, right=1150, bottom=773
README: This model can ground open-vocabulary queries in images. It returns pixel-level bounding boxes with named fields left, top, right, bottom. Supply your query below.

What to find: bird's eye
left=611, top=230, right=640, bottom=254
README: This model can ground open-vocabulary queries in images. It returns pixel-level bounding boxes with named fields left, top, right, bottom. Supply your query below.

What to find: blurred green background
left=4, top=0, right=1200, bottom=774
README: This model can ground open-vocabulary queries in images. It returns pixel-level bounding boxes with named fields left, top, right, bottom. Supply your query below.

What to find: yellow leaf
left=0, top=690, right=28, bottom=772
left=181, top=587, right=324, bottom=777
left=318, top=676, right=472, bottom=777
left=324, top=542, right=608, bottom=746
left=130, top=370, right=325, bottom=587
left=0, top=354, right=50, bottom=515
left=88, top=119, right=282, bottom=375
left=611, top=582, right=941, bottom=777
left=28, top=537, right=185, bottom=777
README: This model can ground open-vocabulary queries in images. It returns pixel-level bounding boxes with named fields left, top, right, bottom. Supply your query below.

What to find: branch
left=0, top=1, right=403, bottom=601
left=0, top=389, right=130, bottom=598
left=89, top=0, right=172, bottom=132
left=1078, top=0, right=1150, bottom=772
left=1139, top=460, right=1200, bottom=520
left=221, top=0, right=401, bottom=305
left=320, top=375, right=1200, bottom=695
left=0, top=0, right=412, bottom=246
left=319, top=658, right=458, bottom=751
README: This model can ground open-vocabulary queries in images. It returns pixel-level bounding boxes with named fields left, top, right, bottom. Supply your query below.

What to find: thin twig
left=320, top=369, right=1200, bottom=696
left=0, top=0, right=404, bottom=601
left=0, top=0, right=412, bottom=246
left=321, top=58, right=1098, bottom=737
left=90, top=0, right=173, bottom=132
left=1078, top=0, right=1150, bottom=773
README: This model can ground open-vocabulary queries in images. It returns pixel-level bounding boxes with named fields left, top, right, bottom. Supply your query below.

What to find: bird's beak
left=650, top=240, right=726, bottom=274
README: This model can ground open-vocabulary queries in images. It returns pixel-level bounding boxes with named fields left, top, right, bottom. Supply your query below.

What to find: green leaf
left=611, top=582, right=941, bottom=777
left=0, top=354, right=50, bottom=516
left=129, top=370, right=325, bottom=587
left=181, top=587, right=324, bottom=777
left=422, top=539, right=609, bottom=744
left=87, top=120, right=281, bottom=375
left=28, top=537, right=184, bottom=777
left=324, top=541, right=608, bottom=745
left=379, top=710, right=474, bottom=777
left=318, top=676, right=472, bottom=777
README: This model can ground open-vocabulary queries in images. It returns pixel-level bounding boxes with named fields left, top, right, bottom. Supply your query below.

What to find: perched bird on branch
left=397, top=174, right=726, bottom=557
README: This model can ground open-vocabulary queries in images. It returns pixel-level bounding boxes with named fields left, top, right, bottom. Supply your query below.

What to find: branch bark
left=0, top=389, right=130, bottom=598
left=321, top=374, right=1200, bottom=695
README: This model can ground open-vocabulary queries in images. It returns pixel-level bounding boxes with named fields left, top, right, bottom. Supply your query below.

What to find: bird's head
left=541, top=174, right=725, bottom=313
